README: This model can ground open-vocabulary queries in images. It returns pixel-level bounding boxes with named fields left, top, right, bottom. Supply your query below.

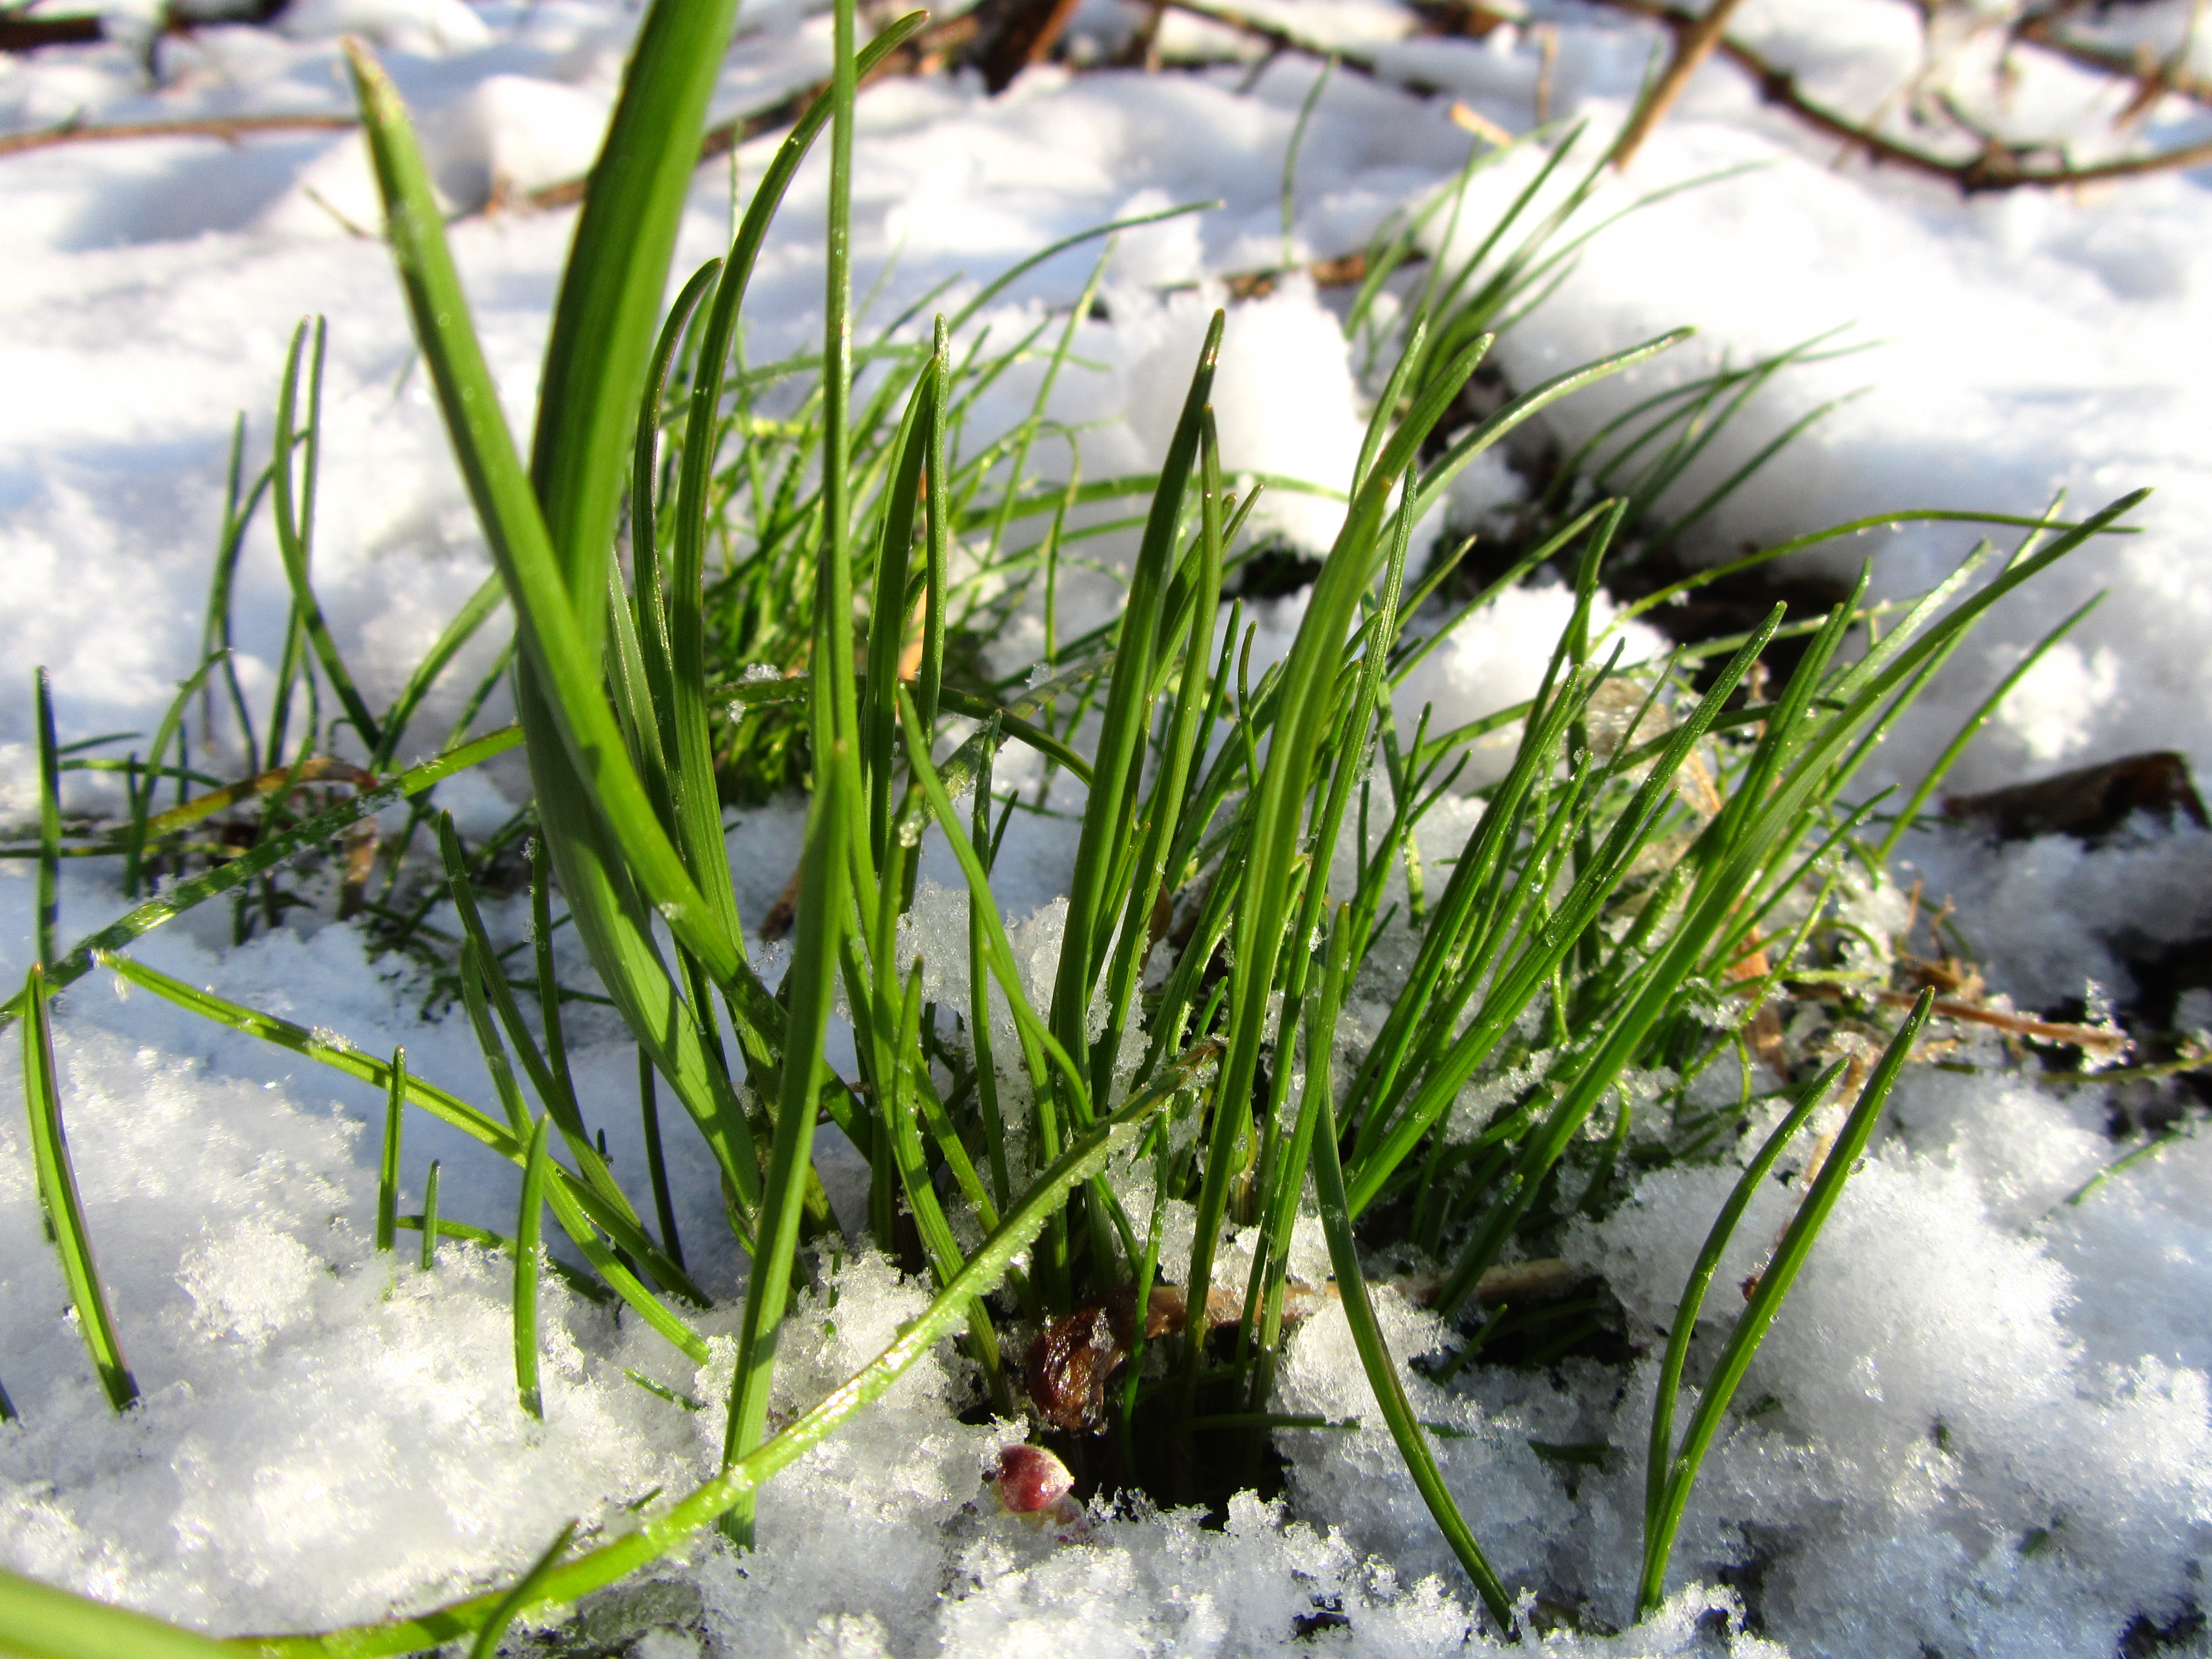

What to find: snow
left=5, top=0, right=2212, bottom=1653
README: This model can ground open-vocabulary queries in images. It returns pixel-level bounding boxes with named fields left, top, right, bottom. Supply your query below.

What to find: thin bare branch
left=1610, top=0, right=1749, bottom=170
left=0, top=110, right=354, bottom=158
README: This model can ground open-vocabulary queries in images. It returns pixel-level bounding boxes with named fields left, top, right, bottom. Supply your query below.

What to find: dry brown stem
left=1587, top=0, right=2212, bottom=192
left=0, top=110, right=354, bottom=158
left=1608, top=0, right=1749, bottom=169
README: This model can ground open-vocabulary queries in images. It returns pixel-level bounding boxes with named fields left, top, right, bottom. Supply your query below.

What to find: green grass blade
left=514, top=1114, right=552, bottom=1419
left=1639, top=992, right=1933, bottom=1613
left=0, top=726, right=518, bottom=1031
left=1875, top=591, right=2104, bottom=860
left=1184, top=327, right=1503, bottom=1376
left=97, top=952, right=705, bottom=1304
left=918, top=315, right=951, bottom=732
left=34, top=668, right=61, bottom=969
left=467, top=1520, right=576, bottom=1659
left=376, top=1047, right=406, bottom=1252
left=344, top=45, right=737, bottom=985
left=526, top=0, right=747, bottom=633
left=1048, top=312, right=1222, bottom=1141
left=1307, top=928, right=1512, bottom=1630
left=637, top=1049, right=684, bottom=1270
left=237, top=1053, right=1192, bottom=1658
left=420, top=1159, right=441, bottom=1269
left=1641, top=1059, right=1845, bottom=1556
left=718, top=740, right=849, bottom=1540
left=271, top=318, right=382, bottom=753
left=370, top=573, right=504, bottom=772
left=20, top=965, right=137, bottom=1412
left=0, top=1565, right=240, bottom=1659
left=437, top=813, right=630, bottom=1214
left=861, top=361, right=937, bottom=867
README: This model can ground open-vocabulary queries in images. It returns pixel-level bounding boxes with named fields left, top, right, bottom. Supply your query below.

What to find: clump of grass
left=0, top=0, right=2150, bottom=1650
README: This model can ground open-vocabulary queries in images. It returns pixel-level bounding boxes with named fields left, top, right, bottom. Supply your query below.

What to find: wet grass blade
left=467, top=1521, right=576, bottom=1659
left=1307, top=917, right=1512, bottom=1630
left=19, top=965, right=137, bottom=1412
left=0, top=727, right=518, bottom=1030
left=1639, top=992, right=1933, bottom=1613
left=97, top=952, right=704, bottom=1304
left=514, top=1114, right=552, bottom=1419
left=272, top=318, right=382, bottom=754
left=0, top=1564, right=241, bottom=1659
left=238, top=1057, right=1189, bottom=1658
left=376, top=1047, right=406, bottom=1252
left=35, top=668, right=61, bottom=968
left=1641, top=1058, right=1845, bottom=1558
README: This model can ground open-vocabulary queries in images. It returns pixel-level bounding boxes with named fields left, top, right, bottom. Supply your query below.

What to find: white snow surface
left=5, top=1, right=2212, bottom=1654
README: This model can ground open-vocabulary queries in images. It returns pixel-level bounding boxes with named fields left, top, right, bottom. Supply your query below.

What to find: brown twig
left=1608, top=0, right=1749, bottom=169
left=971, top=0, right=1084, bottom=94
left=1588, top=0, right=2212, bottom=192
left=528, top=11, right=976, bottom=209
left=1786, top=977, right=2129, bottom=1057
left=1, top=12, right=100, bottom=52
left=0, top=110, right=355, bottom=159
left=1154, top=0, right=1412, bottom=88
left=2013, top=10, right=2212, bottom=113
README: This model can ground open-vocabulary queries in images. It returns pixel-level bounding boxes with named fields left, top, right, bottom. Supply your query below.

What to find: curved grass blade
left=344, top=44, right=735, bottom=985
left=0, top=726, right=517, bottom=1032
left=235, top=1055, right=1188, bottom=1658
left=272, top=317, right=382, bottom=754
left=0, top=1565, right=239, bottom=1659
left=1307, top=919, right=1512, bottom=1630
left=1640, top=1059, right=1846, bottom=1558
left=1639, top=992, right=1933, bottom=1613
left=467, top=1521, right=576, bottom=1659
left=95, top=953, right=703, bottom=1306
left=20, top=965, right=137, bottom=1412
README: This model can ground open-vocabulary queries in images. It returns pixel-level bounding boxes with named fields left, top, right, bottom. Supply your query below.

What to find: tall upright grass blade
left=420, top=1159, right=442, bottom=1270
left=35, top=668, right=61, bottom=970
left=1182, top=326, right=1503, bottom=1393
left=272, top=317, right=382, bottom=754
left=19, top=965, right=137, bottom=1413
left=376, top=1047, right=406, bottom=1252
left=514, top=1115, right=552, bottom=1419
left=1639, top=992, right=1934, bottom=1612
left=718, top=725, right=849, bottom=1544
left=638, top=1048, right=683, bottom=1270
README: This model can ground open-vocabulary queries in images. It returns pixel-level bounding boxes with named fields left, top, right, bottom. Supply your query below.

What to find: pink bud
left=996, top=1443, right=1074, bottom=1514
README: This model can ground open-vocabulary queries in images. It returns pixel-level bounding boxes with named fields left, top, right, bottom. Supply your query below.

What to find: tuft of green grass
left=1, top=0, right=2156, bottom=1647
